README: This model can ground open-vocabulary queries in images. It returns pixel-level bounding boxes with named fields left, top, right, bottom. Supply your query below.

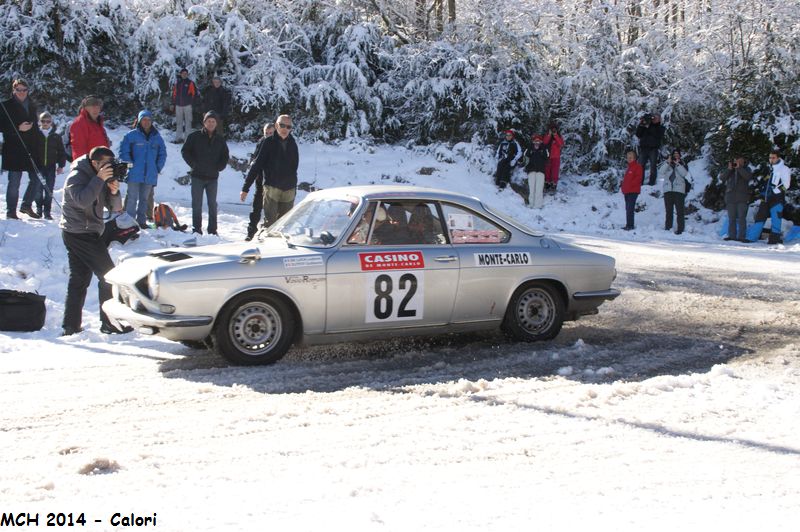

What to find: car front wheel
left=214, top=292, right=295, bottom=365
left=502, top=282, right=565, bottom=342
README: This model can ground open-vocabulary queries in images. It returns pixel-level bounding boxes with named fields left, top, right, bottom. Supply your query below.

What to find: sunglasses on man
left=278, top=123, right=293, bottom=130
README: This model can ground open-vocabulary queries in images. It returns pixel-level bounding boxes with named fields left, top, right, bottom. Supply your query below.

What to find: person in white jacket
left=658, top=149, right=690, bottom=235
left=751, top=150, right=792, bottom=244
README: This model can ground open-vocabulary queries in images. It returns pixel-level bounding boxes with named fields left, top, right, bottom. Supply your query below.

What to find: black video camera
left=105, top=159, right=132, bottom=183
left=640, top=113, right=654, bottom=124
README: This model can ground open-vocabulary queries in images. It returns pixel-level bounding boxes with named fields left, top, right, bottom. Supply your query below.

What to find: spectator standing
left=69, top=96, right=110, bottom=161
left=0, top=79, right=41, bottom=219
left=542, top=122, right=564, bottom=193
left=524, top=135, right=548, bottom=208
left=240, top=122, right=275, bottom=240
left=752, top=150, right=792, bottom=244
left=171, top=68, right=198, bottom=143
left=621, top=150, right=643, bottom=230
left=245, top=115, right=299, bottom=227
left=721, top=156, right=752, bottom=242
left=119, top=110, right=167, bottom=227
left=636, top=112, right=666, bottom=186
left=60, top=146, right=132, bottom=336
left=34, top=112, right=67, bottom=220
left=202, top=76, right=231, bottom=135
left=181, top=111, right=229, bottom=235
left=494, top=130, right=521, bottom=190
left=659, top=149, right=689, bottom=235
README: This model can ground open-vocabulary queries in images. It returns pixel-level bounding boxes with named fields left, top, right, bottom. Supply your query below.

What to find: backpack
left=0, top=290, right=46, bottom=332
left=153, top=203, right=188, bottom=231
left=102, top=212, right=140, bottom=246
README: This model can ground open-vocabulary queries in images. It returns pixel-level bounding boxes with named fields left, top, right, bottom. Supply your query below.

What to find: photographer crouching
left=60, top=146, right=133, bottom=336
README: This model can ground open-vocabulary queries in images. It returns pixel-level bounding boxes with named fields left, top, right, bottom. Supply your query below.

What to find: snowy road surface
left=2, top=234, right=798, bottom=531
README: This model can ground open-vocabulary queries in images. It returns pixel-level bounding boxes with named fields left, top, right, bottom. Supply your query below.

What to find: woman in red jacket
left=69, top=96, right=110, bottom=161
left=542, top=122, right=564, bottom=193
left=621, top=150, right=643, bottom=230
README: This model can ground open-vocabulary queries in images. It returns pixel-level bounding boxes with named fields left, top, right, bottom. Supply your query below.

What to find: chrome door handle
left=435, top=255, right=458, bottom=262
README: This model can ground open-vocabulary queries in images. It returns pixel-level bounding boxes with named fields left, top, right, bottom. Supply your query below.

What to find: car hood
left=108, top=238, right=326, bottom=283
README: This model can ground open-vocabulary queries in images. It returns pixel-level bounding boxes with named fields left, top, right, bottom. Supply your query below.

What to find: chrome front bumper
left=103, top=299, right=213, bottom=329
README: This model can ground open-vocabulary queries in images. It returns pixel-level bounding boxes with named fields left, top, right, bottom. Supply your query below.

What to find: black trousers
left=624, top=193, right=638, bottom=228
left=638, top=148, right=659, bottom=185
left=663, top=191, right=686, bottom=232
left=62, top=231, right=115, bottom=331
left=495, top=160, right=511, bottom=189
left=247, top=183, right=264, bottom=238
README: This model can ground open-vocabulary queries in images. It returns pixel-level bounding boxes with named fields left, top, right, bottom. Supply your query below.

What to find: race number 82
left=365, top=272, right=424, bottom=323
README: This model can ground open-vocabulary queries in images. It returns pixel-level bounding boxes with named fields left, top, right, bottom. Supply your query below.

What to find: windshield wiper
left=265, top=230, right=296, bottom=248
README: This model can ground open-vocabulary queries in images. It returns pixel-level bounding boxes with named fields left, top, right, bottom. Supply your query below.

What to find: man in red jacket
left=69, top=96, right=110, bottom=161
left=621, top=150, right=643, bottom=230
left=543, top=122, right=564, bottom=194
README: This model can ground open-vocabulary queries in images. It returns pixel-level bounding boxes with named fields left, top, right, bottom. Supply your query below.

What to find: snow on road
left=1, top=132, right=799, bottom=530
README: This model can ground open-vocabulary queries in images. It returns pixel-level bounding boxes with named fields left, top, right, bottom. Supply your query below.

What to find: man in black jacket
left=721, top=156, right=752, bottom=242
left=240, top=122, right=275, bottom=240
left=181, top=111, right=230, bottom=235
left=202, top=76, right=232, bottom=134
left=636, top=112, right=665, bottom=186
left=0, top=79, right=41, bottom=220
left=245, top=114, right=299, bottom=228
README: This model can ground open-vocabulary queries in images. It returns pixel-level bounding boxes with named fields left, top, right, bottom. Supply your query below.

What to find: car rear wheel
left=502, top=282, right=565, bottom=342
left=214, top=292, right=295, bottom=365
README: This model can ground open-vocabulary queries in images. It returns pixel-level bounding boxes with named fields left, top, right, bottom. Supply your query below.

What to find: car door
left=439, top=202, right=522, bottom=323
left=325, top=200, right=459, bottom=333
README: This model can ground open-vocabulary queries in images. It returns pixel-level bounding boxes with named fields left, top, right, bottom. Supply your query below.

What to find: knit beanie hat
left=137, top=110, right=153, bottom=122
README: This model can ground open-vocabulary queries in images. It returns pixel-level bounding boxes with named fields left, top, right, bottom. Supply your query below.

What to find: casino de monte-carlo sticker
left=474, top=252, right=532, bottom=267
left=359, top=251, right=425, bottom=323
left=283, top=256, right=324, bottom=269
left=358, top=251, right=425, bottom=271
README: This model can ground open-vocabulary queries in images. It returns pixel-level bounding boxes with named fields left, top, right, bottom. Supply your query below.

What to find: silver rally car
left=103, top=185, right=620, bottom=365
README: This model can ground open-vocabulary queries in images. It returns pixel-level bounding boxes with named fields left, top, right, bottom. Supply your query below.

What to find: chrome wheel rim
left=516, top=288, right=555, bottom=334
left=229, top=302, right=282, bottom=356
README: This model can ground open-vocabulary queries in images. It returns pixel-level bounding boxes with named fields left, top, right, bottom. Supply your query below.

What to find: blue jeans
left=191, top=177, right=218, bottom=234
left=638, top=148, right=659, bottom=185
left=5, top=170, right=39, bottom=215
left=36, top=165, right=57, bottom=216
left=125, top=182, right=153, bottom=226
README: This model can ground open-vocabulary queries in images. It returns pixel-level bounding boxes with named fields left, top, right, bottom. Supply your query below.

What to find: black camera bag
left=0, top=290, right=46, bottom=332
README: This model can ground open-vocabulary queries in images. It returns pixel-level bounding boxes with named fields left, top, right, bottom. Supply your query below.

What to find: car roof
left=307, top=185, right=485, bottom=210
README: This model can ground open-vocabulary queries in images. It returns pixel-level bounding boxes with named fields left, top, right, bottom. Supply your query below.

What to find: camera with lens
left=105, top=159, right=131, bottom=183
left=640, top=113, right=654, bottom=124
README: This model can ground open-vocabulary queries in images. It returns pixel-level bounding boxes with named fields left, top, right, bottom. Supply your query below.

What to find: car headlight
left=147, top=270, right=160, bottom=301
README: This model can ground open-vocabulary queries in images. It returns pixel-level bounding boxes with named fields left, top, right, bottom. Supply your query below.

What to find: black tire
left=502, top=282, right=565, bottom=342
left=214, top=292, right=295, bottom=365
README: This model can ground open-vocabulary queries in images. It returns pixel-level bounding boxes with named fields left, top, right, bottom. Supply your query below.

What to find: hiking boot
left=767, top=232, right=783, bottom=245
left=100, top=324, right=134, bottom=335
left=20, top=206, right=41, bottom=219
left=61, top=326, right=84, bottom=336
left=44, top=213, right=53, bottom=220
left=6, top=211, right=19, bottom=220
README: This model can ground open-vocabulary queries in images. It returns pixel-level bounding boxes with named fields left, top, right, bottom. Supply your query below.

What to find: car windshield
left=265, top=196, right=361, bottom=247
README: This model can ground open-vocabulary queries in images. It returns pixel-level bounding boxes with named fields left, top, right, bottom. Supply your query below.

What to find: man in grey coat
left=60, top=146, right=131, bottom=336
left=721, top=156, right=752, bottom=242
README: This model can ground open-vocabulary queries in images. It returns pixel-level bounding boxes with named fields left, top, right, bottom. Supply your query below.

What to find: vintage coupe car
left=103, top=185, right=619, bottom=365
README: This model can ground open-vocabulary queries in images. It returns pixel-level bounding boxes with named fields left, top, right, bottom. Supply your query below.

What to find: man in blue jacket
left=119, top=110, right=167, bottom=227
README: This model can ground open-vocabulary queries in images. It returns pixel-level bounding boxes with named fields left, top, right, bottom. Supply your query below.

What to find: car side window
left=353, top=201, right=446, bottom=246
left=440, top=203, right=510, bottom=244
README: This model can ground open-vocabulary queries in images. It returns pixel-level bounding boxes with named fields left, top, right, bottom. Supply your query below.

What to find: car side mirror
left=239, top=248, right=261, bottom=264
